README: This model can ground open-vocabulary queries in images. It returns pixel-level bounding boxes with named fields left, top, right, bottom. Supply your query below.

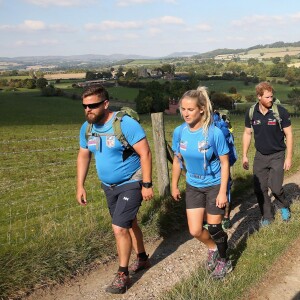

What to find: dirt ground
left=22, top=172, right=300, bottom=300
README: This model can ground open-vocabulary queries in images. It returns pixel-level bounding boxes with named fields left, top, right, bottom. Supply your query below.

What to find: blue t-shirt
left=172, top=124, right=229, bottom=188
left=79, top=113, right=145, bottom=186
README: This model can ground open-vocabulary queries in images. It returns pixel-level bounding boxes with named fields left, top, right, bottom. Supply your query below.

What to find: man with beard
left=76, top=85, right=153, bottom=294
left=242, top=82, right=293, bottom=227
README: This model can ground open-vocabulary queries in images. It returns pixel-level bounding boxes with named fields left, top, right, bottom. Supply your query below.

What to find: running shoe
left=129, top=255, right=151, bottom=274
left=222, top=217, right=231, bottom=230
left=260, top=218, right=272, bottom=227
left=211, top=258, right=233, bottom=279
left=206, top=249, right=219, bottom=272
left=105, top=272, right=130, bottom=294
left=280, top=207, right=291, bottom=222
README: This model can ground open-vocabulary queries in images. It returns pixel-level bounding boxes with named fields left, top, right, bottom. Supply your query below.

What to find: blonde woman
left=171, top=86, right=232, bottom=279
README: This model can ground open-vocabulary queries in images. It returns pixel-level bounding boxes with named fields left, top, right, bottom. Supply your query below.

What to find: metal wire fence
left=1, top=123, right=299, bottom=246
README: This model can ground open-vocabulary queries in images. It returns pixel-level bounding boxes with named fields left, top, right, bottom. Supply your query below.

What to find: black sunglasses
left=82, top=100, right=106, bottom=109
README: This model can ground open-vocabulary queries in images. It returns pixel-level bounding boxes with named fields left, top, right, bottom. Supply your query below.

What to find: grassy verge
left=159, top=202, right=300, bottom=300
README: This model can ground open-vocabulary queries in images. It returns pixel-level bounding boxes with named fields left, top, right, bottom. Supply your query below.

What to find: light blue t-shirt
left=172, top=124, right=229, bottom=188
left=79, top=113, right=145, bottom=186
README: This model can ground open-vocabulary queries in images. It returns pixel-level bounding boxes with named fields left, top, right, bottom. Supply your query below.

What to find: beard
left=86, top=111, right=106, bottom=124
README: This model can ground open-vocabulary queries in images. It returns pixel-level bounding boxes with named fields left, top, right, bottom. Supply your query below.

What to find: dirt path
left=23, top=172, right=300, bottom=300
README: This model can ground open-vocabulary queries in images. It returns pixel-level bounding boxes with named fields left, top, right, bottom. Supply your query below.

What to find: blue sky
left=0, top=0, right=300, bottom=58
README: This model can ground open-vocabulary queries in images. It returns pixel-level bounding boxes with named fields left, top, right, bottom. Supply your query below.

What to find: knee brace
left=207, top=224, right=228, bottom=243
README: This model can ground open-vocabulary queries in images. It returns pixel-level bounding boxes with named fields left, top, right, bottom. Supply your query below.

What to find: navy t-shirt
left=245, top=103, right=291, bottom=155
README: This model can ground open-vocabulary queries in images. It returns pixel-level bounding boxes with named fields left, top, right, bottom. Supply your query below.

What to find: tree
left=23, top=78, right=36, bottom=89
left=283, top=54, right=291, bottom=64
left=228, top=86, right=237, bottom=94
left=271, top=57, right=281, bottom=64
left=210, top=92, right=232, bottom=110
left=248, top=58, right=259, bottom=66
left=135, top=96, right=153, bottom=114
left=269, top=62, right=288, bottom=77
left=245, top=94, right=256, bottom=102
left=285, top=67, right=296, bottom=83
left=125, top=68, right=135, bottom=80
left=36, top=78, right=48, bottom=89
left=85, top=71, right=96, bottom=81
left=161, top=64, right=175, bottom=75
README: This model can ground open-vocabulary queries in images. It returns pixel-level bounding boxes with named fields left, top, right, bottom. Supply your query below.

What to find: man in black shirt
left=242, top=82, right=293, bottom=226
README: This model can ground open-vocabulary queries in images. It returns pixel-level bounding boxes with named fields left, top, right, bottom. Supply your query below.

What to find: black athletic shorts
left=185, top=183, right=225, bottom=215
left=102, top=181, right=143, bottom=228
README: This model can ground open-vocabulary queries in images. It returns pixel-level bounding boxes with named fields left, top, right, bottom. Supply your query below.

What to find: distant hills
left=0, top=41, right=300, bottom=71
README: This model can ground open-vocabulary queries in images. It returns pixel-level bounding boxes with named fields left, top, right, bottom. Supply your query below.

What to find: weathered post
left=151, top=112, right=170, bottom=197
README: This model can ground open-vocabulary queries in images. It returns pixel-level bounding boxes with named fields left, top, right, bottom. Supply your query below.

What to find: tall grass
left=1, top=89, right=300, bottom=298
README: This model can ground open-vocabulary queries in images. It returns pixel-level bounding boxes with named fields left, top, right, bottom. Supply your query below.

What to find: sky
left=0, top=0, right=300, bottom=58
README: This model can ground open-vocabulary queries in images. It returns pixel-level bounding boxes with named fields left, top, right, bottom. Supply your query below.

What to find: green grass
left=248, top=46, right=300, bottom=55
left=1, top=89, right=300, bottom=299
left=198, top=80, right=300, bottom=102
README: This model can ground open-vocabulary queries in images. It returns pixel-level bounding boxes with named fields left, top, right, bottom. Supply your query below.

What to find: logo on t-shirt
left=252, top=119, right=261, bottom=126
left=180, top=141, right=187, bottom=151
left=267, top=118, right=277, bottom=126
left=106, top=136, right=115, bottom=148
left=198, top=140, right=210, bottom=153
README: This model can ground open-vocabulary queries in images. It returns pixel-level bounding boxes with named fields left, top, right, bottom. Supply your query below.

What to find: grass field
left=1, top=87, right=300, bottom=298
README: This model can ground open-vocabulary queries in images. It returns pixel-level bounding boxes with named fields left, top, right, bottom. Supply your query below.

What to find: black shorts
left=102, top=181, right=142, bottom=228
left=185, top=183, right=225, bottom=215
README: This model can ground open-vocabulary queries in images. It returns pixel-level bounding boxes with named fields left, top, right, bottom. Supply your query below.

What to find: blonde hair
left=179, top=86, right=213, bottom=134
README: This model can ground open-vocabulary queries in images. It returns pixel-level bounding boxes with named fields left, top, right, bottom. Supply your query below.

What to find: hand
left=77, top=187, right=87, bottom=206
left=216, top=193, right=227, bottom=208
left=284, top=157, right=292, bottom=171
left=142, top=187, right=154, bottom=201
left=242, top=157, right=249, bottom=170
left=172, top=187, right=181, bottom=201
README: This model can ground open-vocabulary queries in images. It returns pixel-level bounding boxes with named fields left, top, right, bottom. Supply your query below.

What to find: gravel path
left=23, top=172, right=300, bottom=300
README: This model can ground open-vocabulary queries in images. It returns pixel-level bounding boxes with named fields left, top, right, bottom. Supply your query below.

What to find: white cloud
left=24, top=0, right=95, bottom=7
left=0, top=20, right=76, bottom=33
left=124, top=33, right=139, bottom=39
left=15, top=39, right=59, bottom=47
left=148, top=27, right=162, bottom=36
left=90, top=34, right=117, bottom=42
left=116, top=0, right=177, bottom=6
left=148, top=16, right=184, bottom=26
left=48, top=24, right=76, bottom=33
left=0, top=20, right=46, bottom=31
left=290, top=12, right=300, bottom=20
left=117, top=0, right=152, bottom=6
left=231, top=15, right=285, bottom=28
left=195, top=23, right=212, bottom=31
left=23, top=20, right=46, bottom=30
left=85, top=21, right=142, bottom=31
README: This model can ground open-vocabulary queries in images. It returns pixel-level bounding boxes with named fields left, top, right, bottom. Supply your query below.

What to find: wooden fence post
left=151, top=112, right=170, bottom=197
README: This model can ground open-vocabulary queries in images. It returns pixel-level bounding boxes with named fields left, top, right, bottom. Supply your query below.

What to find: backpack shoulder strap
left=113, top=111, right=131, bottom=149
left=271, top=103, right=283, bottom=131
left=249, top=103, right=256, bottom=121
left=85, top=122, right=93, bottom=142
left=175, top=122, right=187, bottom=170
left=208, top=124, right=218, bottom=158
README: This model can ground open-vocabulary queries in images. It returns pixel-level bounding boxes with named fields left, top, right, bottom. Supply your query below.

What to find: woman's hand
left=172, top=187, right=181, bottom=201
left=216, top=192, right=227, bottom=208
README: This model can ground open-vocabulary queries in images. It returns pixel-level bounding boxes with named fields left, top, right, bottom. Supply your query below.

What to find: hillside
left=1, top=41, right=300, bottom=71
left=194, top=41, right=300, bottom=59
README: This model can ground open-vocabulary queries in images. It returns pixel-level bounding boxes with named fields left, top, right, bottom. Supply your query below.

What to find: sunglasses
left=82, top=100, right=106, bottom=109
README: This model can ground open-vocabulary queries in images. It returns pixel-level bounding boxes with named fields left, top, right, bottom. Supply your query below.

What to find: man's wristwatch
left=142, top=182, right=153, bottom=188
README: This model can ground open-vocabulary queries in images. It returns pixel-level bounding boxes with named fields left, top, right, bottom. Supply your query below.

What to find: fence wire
left=1, top=127, right=299, bottom=246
